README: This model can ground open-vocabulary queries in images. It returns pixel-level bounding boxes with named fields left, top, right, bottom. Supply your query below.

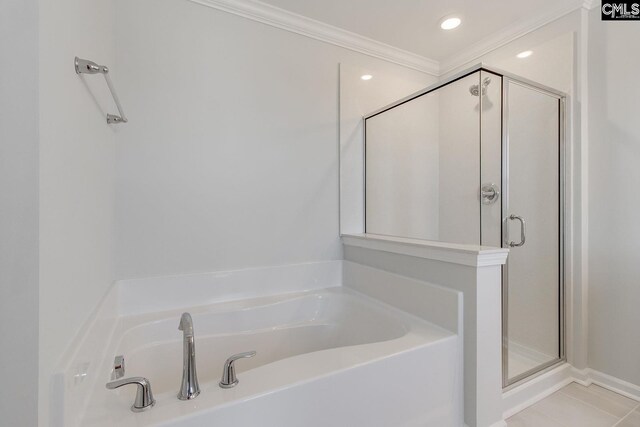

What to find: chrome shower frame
left=501, top=75, right=567, bottom=390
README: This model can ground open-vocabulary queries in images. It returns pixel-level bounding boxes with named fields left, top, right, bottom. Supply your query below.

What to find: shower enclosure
left=363, top=65, right=565, bottom=387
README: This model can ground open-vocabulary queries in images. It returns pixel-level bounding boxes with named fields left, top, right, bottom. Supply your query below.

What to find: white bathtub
left=69, top=262, right=463, bottom=427
left=120, top=290, right=411, bottom=396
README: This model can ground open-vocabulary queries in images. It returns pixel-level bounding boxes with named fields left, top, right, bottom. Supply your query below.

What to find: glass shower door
left=502, top=79, right=564, bottom=386
left=364, top=71, right=482, bottom=244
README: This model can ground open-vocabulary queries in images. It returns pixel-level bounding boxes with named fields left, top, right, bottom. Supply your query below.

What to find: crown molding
left=582, top=0, right=600, bottom=10
left=188, top=0, right=440, bottom=76
left=439, top=0, right=585, bottom=75
left=189, top=0, right=595, bottom=78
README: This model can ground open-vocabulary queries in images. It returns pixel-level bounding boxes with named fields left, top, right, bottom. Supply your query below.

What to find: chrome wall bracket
left=75, top=57, right=128, bottom=124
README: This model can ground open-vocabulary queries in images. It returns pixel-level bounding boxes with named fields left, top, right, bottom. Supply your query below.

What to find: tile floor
left=506, top=383, right=640, bottom=427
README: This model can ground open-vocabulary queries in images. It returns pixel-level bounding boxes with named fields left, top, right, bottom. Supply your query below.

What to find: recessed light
left=361, top=74, right=373, bottom=81
left=440, top=17, right=461, bottom=30
left=516, top=50, right=533, bottom=59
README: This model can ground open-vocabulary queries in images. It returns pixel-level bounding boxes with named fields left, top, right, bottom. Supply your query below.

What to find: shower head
left=470, top=77, right=492, bottom=97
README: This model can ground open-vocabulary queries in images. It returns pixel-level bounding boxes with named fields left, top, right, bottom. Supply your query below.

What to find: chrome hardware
left=105, top=377, right=155, bottom=412
left=507, top=214, right=526, bottom=247
left=74, top=56, right=128, bottom=124
left=177, top=313, right=200, bottom=400
left=219, top=351, right=257, bottom=388
left=112, top=355, right=125, bottom=380
left=470, top=77, right=492, bottom=97
left=75, top=57, right=107, bottom=75
left=480, top=183, right=500, bottom=205
left=107, top=114, right=126, bottom=124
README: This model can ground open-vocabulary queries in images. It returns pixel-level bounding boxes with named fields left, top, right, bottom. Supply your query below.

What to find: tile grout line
left=511, top=406, right=571, bottom=427
left=574, top=384, right=640, bottom=407
left=559, top=391, right=626, bottom=421
left=611, top=403, right=640, bottom=427
left=558, top=387, right=637, bottom=420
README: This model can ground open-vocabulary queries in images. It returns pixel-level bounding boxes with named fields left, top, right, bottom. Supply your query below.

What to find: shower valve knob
left=480, top=183, right=500, bottom=205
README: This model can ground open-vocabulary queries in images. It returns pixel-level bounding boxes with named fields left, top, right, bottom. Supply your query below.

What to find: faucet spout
left=177, top=312, right=200, bottom=400
left=178, top=312, right=194, bottom=338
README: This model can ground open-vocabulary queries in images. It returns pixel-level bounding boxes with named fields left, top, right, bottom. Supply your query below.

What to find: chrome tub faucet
left=177, top=312, right=200, bottom=400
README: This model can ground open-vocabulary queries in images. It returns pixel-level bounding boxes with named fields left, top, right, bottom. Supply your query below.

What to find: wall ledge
left=342, top=233, right=509, bottom=267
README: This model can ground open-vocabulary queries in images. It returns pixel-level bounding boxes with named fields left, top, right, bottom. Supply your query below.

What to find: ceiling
left=257, top=0, right=581, bottom=62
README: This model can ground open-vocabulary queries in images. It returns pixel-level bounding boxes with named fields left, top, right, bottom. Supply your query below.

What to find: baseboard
left=503, top=363, right=640, bottom=421
left=585, top=368, right=640, bottom=401
left=569, top=366, right=591, bottom=385
left=503, top=363, right=575, bottom=418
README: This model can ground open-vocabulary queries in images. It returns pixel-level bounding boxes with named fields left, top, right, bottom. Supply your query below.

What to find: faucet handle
left=106, top=377, right=155, bottom=412
left=111, top=355, right=125, bottom=380
left=219, top=351, right=256, bottom=388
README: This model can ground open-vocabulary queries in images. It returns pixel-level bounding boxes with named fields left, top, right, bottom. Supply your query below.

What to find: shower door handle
left=507, top=214, right=526, bottom=247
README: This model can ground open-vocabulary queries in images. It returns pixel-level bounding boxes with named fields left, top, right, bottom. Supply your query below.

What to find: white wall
left=113, top=0, right=431, bottom=279
left=587, top=9, right=640, bottom=387
left=38, top=0, right=116, bottom=423
left=339, top=63, right=435, bottom=235
left=0, top=1, right=39, bottom=425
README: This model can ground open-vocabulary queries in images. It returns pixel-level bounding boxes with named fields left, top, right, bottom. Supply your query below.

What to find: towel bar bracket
left=75, top=56, right=128, bottom=124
